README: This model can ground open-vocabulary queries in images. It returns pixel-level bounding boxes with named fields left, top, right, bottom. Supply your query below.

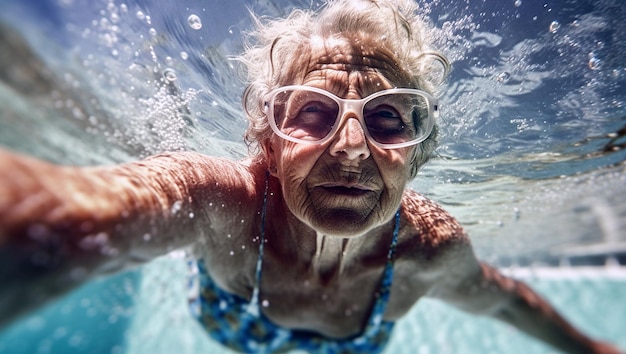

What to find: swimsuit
left=187, top=176, right=400, bottom=353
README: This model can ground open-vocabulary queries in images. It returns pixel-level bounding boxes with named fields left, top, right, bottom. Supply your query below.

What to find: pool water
left=2, top=256, right=625, bottom=353
left=0, top=0, right=625, bottom=352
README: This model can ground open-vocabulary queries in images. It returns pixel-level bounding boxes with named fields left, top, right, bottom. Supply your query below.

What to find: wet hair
left=237, top=0, right=450, bottom=178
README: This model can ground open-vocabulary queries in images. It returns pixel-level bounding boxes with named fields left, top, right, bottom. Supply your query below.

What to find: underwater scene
left=0, top=0, right=624, bottom=353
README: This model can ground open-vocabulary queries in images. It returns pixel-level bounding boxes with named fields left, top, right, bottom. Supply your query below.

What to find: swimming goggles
left=264, top=85, right=438, bottom=149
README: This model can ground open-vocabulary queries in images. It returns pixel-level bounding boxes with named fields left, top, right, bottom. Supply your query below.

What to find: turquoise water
left=2, top=257, right=625, bottom=353
left=0, top=0, right=625, bottom=352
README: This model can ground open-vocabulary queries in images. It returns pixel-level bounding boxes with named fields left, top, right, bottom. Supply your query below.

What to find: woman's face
left=267, top=36, right=415, bottom=237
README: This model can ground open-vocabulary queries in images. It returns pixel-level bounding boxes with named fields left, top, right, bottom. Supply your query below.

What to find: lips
left=309, top=161, right=381, bottom=199
left=316, top=183, right=375, bottom=196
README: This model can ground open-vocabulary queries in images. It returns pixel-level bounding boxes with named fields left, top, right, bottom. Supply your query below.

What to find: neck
left=313, top=233, right=356, bottom=284
left=313, top=233, right=349, bottom=280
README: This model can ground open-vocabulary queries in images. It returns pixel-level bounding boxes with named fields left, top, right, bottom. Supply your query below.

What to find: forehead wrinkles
left=304, top=65, right=390, bottom=97
left=301, top=36, right=412, bottom=95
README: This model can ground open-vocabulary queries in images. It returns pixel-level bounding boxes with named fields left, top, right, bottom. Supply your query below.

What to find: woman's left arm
left=402, top=191, right=620, bottom=353
left=428, top=243, right=622, bottom=354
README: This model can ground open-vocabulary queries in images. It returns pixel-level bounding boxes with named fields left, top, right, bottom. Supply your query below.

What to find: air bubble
left=72, top=107, right=85, bottom=119
left=588, top=57, right=601, bottom=70
left=261, top=300, right=269, bottom=307
left=68, top=334, right=83, bottom=347
left=54, top=327, right=68, bottom=339
left=496, top=72, right=511, bottom=83
left=549, top=20, right=560, bottom=33
left=79, top=232, right=110, bottom=251
left=136, top=11, right=145, bottom=20
left=163, top=68, right=177, bottom=82
left=171, top=200, right=182, bottom=214
left=188, top=14, right=202, bottom=30
left=514, top=0, right=521, bottom=7
left=611, top=69, right=621, bottom=79
left=180, top=51, right=189, bottom=60
left=70, top=267, right=87, bottom=281
left=102, top=245, right=119, bottom=256
left=28, top=224, right=49, bottom=241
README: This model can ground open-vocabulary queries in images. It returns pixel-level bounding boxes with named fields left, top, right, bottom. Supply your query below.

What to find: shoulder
left=123, top=151, right=268, bottom=228
left=400, top=189, right=470, bottom=260
left=139, top=151, right=255, bottom=179
left=385, top=190, right=475, bottom=314
left=135, top=151, right=266, bottom=193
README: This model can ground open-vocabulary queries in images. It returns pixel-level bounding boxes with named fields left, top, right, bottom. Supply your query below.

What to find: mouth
left=317, top=183, right=374, bottom=196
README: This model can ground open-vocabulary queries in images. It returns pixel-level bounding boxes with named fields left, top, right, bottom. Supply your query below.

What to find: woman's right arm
left=0, top=148, right=256, bottom=327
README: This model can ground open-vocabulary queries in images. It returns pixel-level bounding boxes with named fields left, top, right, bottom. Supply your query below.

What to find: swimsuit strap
left=247, top=171, right=269, bottom=317
left=365, top=209, right=401, bottom=329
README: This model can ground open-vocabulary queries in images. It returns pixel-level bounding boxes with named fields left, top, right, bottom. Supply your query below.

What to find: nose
left=329, top=114, right=371, bottom=161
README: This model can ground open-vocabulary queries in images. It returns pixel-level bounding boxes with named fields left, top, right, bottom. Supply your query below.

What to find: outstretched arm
left=0, top=148, right=255, bottom=327
left=401, top=190, right=620, bottom=354
left=429, top=243, right=621, bottom=354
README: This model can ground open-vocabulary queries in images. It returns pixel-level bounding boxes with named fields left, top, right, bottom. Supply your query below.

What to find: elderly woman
left=0, top=0, right=620, bottom=353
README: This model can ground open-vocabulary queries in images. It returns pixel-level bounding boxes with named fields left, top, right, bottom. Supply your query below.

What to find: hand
left=589, top=340, right=624, bottom=354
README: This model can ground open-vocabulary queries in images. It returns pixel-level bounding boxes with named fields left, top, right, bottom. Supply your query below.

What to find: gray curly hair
left=237, top=0, right=449, bottom=178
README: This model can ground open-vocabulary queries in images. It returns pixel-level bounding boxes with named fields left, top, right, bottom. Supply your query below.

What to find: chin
left=308, top=208, right=378, bottom=237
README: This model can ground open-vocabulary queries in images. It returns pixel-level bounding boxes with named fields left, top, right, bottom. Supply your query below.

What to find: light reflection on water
left=0, top=0, right=625, bottom=352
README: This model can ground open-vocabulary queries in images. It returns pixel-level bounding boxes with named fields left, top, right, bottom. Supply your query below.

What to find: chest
left=256, top=251, right=425, bottom=337
left=195, top=225, right=429, bottom=337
